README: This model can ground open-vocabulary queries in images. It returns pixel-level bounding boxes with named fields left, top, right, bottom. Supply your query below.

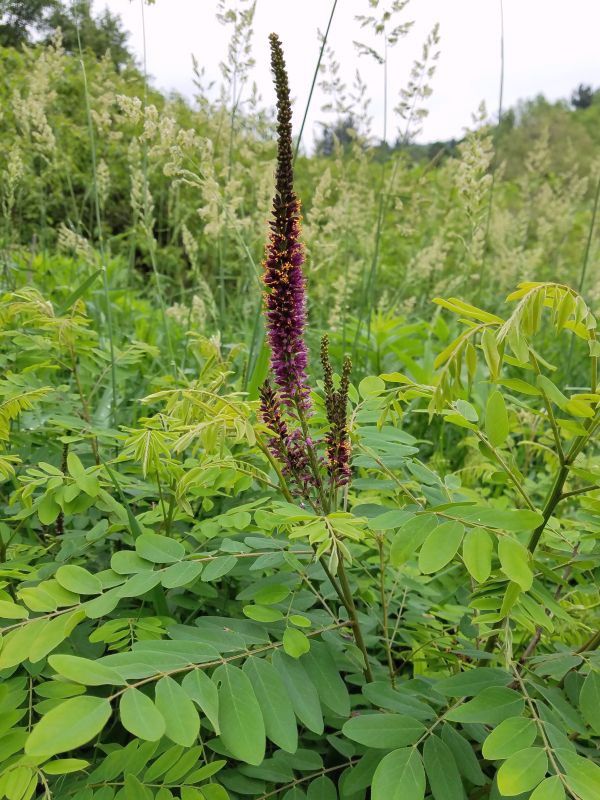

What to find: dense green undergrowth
left=0, top=3, right=599, bottom=799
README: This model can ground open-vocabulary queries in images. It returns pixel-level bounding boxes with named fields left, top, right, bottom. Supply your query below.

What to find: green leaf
left=120, top=688, right=166, bottom=741
left=482, top=716, right=536, bottom=759
left=154, top=676, right=200, bottom=747
left=25, top=696, right=111, bottom=757
left=48, top=654, right=126, bottom=686
left=201, top=556, right=237, bottom=582
left=390, top=516, right=437, bottom=567
left=498, top=537, right=533, bottom=590
left=342, top=714, right=425, bottom=748
left=418, top=520, right=464, bottom=574
left=441, top=724, right=486, bottom=786
left=0, top=600, right=29, bottom=619
left=38, top=492, right=61, bottom=525
left=136, top=533, right=185, bottom=563
left=55, top=564, right=102, bottom=595
left=362, top=682, right=435, bottom=721
left=371, top=748, right=425, bottom=800
left=66, top=452, right=98, bottom=496
left=111, top=550, right=154, bottom=574
left=214, top=663, right=265, bottom=765
left=272, top=650, right=323, bottom=734
left=29, top=609, right=84, bottom=663
left=301, top=641, right=350, bottom=718
left=0, top=766, right=34, bottom=799
left=580, top=670, right=600, bottom=735
left=497, top=747, right=548, bottom=795
left=57, top=268, right=102, bottom=315
left=370, top=509, right=413, bottom=531
left=182, top=669, right=220, bottom=734
left=243, top=604, right=284, bottom=622
left=359, top=376, right=386, bottom=398
left=530, top=777, right=565, bottom=800
left=43, top=758, right=89, bottom=775
left=446, top=506, right=543, bottom=531
left=183, top=761, right=226, bottom=784
left=143, top=745, right=184, bottom=782
left=283, top=628, right=310, bottom=658
left=161, top=561, right=203, bottom=588
left=481, top=328, right=502, bottom=379
left=289, top=614, right=311, bottom=627
left=253, top=584, right=290, bottom=604
left=200, top=786, right=230, bottom=800
left=435, top=667, right=512, bottom=697
left=243, top=657, right=298, bottom=753
left=125, top=773, right=153, bottom=800
left=445, top=687, right=524, bottom=725
left=462, top=527, right=493, bottom=583
left=497, top=378, right=541, bottom=396
left=307, top=776, right=337, bottom=800
left=558, top=749, right=600, bottom=800
left=423, top=735, right=463, bottom=800
left=486, top=391, right=509, bottom=447
left=0, top=619, right=46, bottom=669
left=536, top=374, right=568, bottom=409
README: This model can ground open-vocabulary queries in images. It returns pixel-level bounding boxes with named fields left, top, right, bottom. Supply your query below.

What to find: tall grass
left=0, top=0, right=598, bottom=386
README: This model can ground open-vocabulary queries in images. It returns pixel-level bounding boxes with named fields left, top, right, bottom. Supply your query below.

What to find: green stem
left=475, top=431, right=536, bottom=511
left=75, top=22, right=117, bottom=429
left=293, top=0, right=339, bottom=162
left=295, top=400, right=329, bottom=513
left=478, top=0, right=504, bottom=302
left=255, top=433, right=294, bottom=504
left=337, top=554, right=374, bottom=682
left=577, top=628, right=600, bottom=654
left=378, top=538, right=395, bottom=686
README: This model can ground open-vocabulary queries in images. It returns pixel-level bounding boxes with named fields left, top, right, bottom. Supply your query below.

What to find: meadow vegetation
left=0, top=2, right=599, bottom=799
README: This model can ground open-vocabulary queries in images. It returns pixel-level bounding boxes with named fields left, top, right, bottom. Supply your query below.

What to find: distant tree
left=571, top=83, right=594, bottom=110
left=0, top=0, right=131, bottom=69
left=45, top=0, right=131, bottom=69
left=314, top=114, right=360, bottom=157
left=0, top=0, right=57, bottom=47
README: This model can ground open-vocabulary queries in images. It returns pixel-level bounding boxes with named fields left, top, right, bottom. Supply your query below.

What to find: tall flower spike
left=263, top=33, right=310, bottom=411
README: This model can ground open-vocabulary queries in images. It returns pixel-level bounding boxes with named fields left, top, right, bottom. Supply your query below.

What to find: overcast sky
left=102, top=0, right=600, bottom=146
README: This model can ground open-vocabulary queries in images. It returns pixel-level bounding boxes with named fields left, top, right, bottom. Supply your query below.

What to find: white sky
left=101, top=0, right=600, bottom=146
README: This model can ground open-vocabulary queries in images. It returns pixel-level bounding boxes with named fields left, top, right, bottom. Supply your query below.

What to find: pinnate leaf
left=154, top=676, right=200, bottom=747
left=371, top=747, right=425, bottom=800
left=498, top=537, right=533, bottom=590
left=580, top=670, right=600, bottom=735
left=423, top=735, right=463, bottom=800
left=530, top=777, right=565, bottom=800
left=120, top=688, right=166, bottom=741
left=486, top=391, right=509, bottom=447
left=497, top=747, right=548, bottom=795
left=482, top=716, right=536, bottom=760
left=25, top=696, right=111, bottom=757
left=418, top=521, right=464, bottom=574
left=462, top=527, right=493, bottom=583
left=343, top=714, right=425, bottom=748
left=214, top=663, right=265, bottom=766
left=49, top=654, right=126, bottom=686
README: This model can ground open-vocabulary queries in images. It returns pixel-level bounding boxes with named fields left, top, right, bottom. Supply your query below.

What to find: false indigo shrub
left=0, top=30, right=598, bottom=800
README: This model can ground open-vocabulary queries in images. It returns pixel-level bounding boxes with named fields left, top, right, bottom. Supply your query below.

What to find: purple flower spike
left=259, top=381, right=315, bottom=492
left=263, top=33, right=311, bottom=412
